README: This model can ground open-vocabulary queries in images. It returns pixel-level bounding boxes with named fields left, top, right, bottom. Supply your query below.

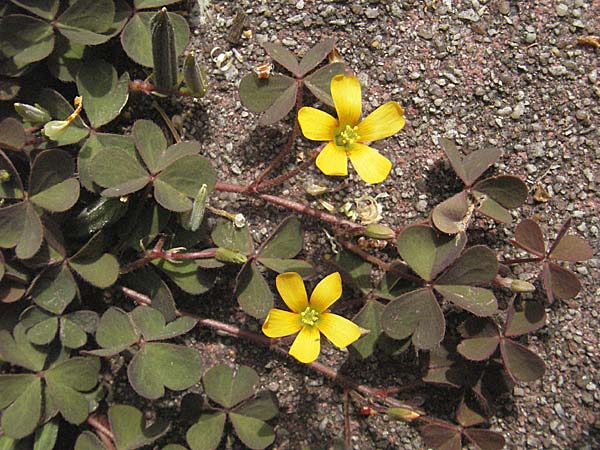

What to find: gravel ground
left=136, top=0, right=599, bottom=448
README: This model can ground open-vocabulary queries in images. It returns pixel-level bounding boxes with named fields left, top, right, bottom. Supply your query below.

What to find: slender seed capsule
left=215, top=248, right=248, bottom=265
left=14, top=103, right=51, bottom=123
left=151, top=8, right=178, bottom=91
left=183, top=53, right=208, bottom=98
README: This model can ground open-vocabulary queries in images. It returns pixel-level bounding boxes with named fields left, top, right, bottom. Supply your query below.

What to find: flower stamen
left=300, top=307, right=320, bottom=326
left=335, top=124, right=360, bottom=148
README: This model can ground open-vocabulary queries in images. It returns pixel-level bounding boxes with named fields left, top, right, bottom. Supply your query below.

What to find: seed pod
left=183, top=53, right=208, bottom=98
left=151, top=8, right=178, bottom=91
left=387, top=407, right=420, bottom=422
left=14, top=103, right=51, bottom=124
left=215, top=248, right=248, bottom=265
left=188, top=184, right=208, bottom=231
left=511, top=279, right=536, bottom=293
left=365, top=224, right=395, bottom=240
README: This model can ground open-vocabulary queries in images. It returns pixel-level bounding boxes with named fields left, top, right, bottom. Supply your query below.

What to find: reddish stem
left=256, top=146, right=322, bottom=192
left=119, top=286, right=152, bottom=306
left=87, top=415, right=116, bottom=450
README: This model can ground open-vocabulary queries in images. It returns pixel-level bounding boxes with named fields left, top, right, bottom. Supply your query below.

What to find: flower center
left=300, top=307, right=320, bottom=326
left=334, top=124, right=360, bottom=148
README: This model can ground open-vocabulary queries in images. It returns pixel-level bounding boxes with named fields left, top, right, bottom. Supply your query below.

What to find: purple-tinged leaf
left=297, top=38, right=335, bottom=76
left=456, top=396, right=487, bottom=427
left=439, top=138, right=467, bottom=184
left=472, top=175, right=528, bottom=209
left=0, top=118, right=25, bottom=151
left=397, top=225, right=467, bottom=282
left=475, top=196, right=512, bottom=224
left=419, top=423, right=462, bottom=450
left=462, top=147, right=502, bottom=186
left=381, top=287, right=445, bottom=350
left=504, top=301, right=546, bottom=337
left=436, top=246, right=498, bottom=286
left=303, top=62, right=347, bottom=107
left=351, top=300, right=385, bottom=359
left=457, top=318, right=500, bottom=361
left=548, top=235, right=592, bottom=262
left=258, top=81, right=298, bottom=126
left=500, top=339, right=545, bottom=382
left=544, top=261, right=581, bottom=301
left=463, top=428, right=506, bottom=450
left=435, top=285, right=498, bottom=317
left=514, top=219, right=545, bottom=256
left=262, top=42, right=299, bottom=76
left=431, top=191, right=471, bottom=235
left=239, top=73, right=296, bottom=114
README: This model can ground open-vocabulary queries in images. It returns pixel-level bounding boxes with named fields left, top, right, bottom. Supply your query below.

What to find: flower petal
left=262, top=309, right=302, bottom=338
left=315, top=142, right=348, bottom=177
left=317, top=313, right=361, bottom=349
left=331, top=75, right=361, bottom=126
left=298, top=107, right=338, bottom=141
left=310, top=272, right=343, bottom=313
left=357, top=102, right=405, bottom=142
left=276, top=272, right=308, bottom=313
left=348, top=143, right=392, bottom=184
left=289, top=326, right=320, bottom=363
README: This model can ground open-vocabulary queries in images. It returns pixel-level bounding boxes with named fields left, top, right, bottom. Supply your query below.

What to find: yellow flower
left=262, top=272, right=361, bottom=364
left=298, top=74, right=405, bottom=184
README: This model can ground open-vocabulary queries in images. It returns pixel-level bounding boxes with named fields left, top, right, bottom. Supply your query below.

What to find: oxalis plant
left=0, top=2, right=594, bottom=450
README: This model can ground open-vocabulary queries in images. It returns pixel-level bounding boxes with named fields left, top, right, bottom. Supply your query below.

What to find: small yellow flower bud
left=215, top=247, right=248, bottom=265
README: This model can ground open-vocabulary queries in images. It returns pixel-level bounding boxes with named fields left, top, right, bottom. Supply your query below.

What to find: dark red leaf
left=545, top=261, right=581, bottom=301
left=514, top=219, right=545, bottom=256
left=504, top=301, right=546, bottom=337
left=463, top=428, right=506, bottom=450
left=419, top=423, right=462, bottom=450
left=548, top=235, right=593, bottom=262
left=500, top=339, right=545, bottom=383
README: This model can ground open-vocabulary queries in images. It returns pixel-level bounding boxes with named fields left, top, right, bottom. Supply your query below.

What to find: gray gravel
left=175, top=0, right=600, bottom=448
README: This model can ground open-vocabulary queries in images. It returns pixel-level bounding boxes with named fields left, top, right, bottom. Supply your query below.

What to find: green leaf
left=304, top=63, right=347, bottom=107
left=456, top=318, right=500, bottom=362
left=262, top=42, right=299, bottom=76
left=211, top=219, right=253, bottom=254
left=76, top=60, right=130, bottom=128
left=60, top=317, right=88, bottom=349
left=9, top=0, right=59, bottom=20
left=236, top=262, right=273, bottom=319
left=229, top=413, right=275, bottom=450
left=234, top=391, right=279, bottom=421
left=154, top=259, right=215, bottom=295
left=351, top=300, right=385, bottom=359
left=128, top=342, right=202, bottom=399
left=186, top=413, right=226, bottom=450
left=381, top=288, right=445, bottom=351
left=435, top=246, right=498, bottom=285
left=45, top=357, right=100, bottom=424
left=135, top=0, right=181, bottom=8
left=0, top=150, right=24, bottom=199
left=239, top=74, right=296, bottom=113
left=120, top=11, right=189, bottom=67
left=435, top=285, right=498, bottom=317
left=397, top=225, right=467, bottom=282
left=298, top=38, right=335, bottom=76
left=30, top=264, right=77, bottom=315
left=473, top=175, right=528, bottom=209
left=94, top=307, right=139, bottom=354
left=0, top=202, right=43, bottom=259
left=130, top=306, right=196, bottom=341
left=35, top=89, right=89, bottom=146
left=124, top=267, right=177, bottom=321
left=258, top=216, right=303, bottom=259
left=133, top=119, right=167, bottom=174
left=154, top=155, right=216, bottom=212
left=78, top=133, right=136, bottom=192
left=0, top=118, right=25, bottom=152
left=332, top=250, right=372, bottom=295
left=258, top=81, right=298, bottom=126
left=46, top=33, right=85, bottom=82
left=203, top=364, right=258, bottom=409
left=33, top=419, right=59, bottom=450
left=431, top=191, right=470, bottom=235
left=125, top=203, right=171, bottom=249
left=0, top=374, right=37, bottom=409
left=0, top=376, right=41, bottom=439
left=69, top=232, right=119, bottom=288
left=57, top=0, right=114, bottom=34
left=0, top=14, right=55, bottom=70
left=26, top=316, right=58, bottom=345
left=0, top=323, right=47, bottom=371
left=91, top=147, right=150, bottom=197
left=257, top=258, right=315, bottom=278
left=28, top=149, right=79, bottom=212
left=109, top=404, right=170, bottom=450
left=75, top=431, right=105, bottom=450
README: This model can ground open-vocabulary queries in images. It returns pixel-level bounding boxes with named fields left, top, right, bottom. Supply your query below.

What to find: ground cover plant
left=0, top=0, right=597, bottom=449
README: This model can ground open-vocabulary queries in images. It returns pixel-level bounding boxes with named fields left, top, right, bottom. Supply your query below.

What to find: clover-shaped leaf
left=29, top=264, right=78, bottom=315
left=235, top=262, right=273, bottom=320
left=124, top=267, right=177, bottom=322
left=0, top=118, right=25, bottom=152
left=0, top=374, right=42, bottom=439
left=512, top=218, right=592, bottom=303
left=120, top=11, right=189, bottom=67
left=68, top=231, right=119, bottom=288
left=47, top=33, right=86, bottom=83
left=130, top=306, right=196, bottom=341
left=54, top=0, right=115, bottom=45
left=419, top=421, right=505, bottom=450
left=9, top=0, right=60, bottom=20
left=439, top=138, right=502, bottom=187
left=109, top=404, right=170, bottom=450
left=76, top=59, right=130, bottom=128
left=186, top=365, right=277, bottom=450
left=351, top=300, right=385, bottom=358
left=75, top=431, right=105, bottom=450
left=91, top=307, right=139, bottom=356
left=0, top=259, right=29, bottom=304
left=154, top=259, right=215, bottom=295
left=211, top=219, right=253, bottom=255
